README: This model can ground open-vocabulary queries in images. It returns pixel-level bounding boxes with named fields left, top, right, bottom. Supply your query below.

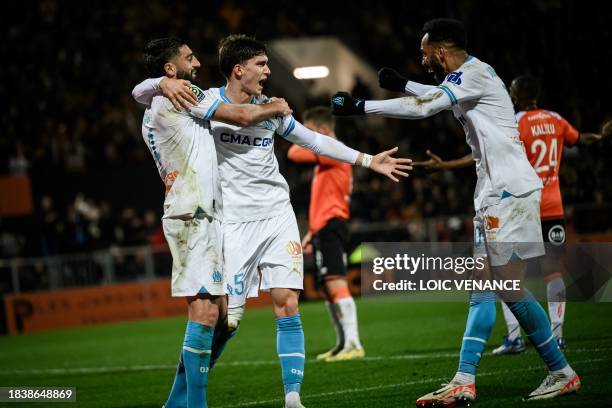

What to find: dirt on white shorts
left=223, top=209, right=304, bottom=308
left=473, top=189, right=545, bottom=267
left=163, top=215, right=224, bottom=297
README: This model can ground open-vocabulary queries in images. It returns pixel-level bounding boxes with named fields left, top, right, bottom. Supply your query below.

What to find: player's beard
left=177, top=68, right=199, bottom=84
left=427, top=56, right=446, bottom=84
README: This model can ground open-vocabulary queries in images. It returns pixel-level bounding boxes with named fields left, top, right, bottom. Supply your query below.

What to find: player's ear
left=164, top=62, right=176, bottom=77
left=233, top=64, right=243, bottom=79
left=320, top=124, right=332, bottom=135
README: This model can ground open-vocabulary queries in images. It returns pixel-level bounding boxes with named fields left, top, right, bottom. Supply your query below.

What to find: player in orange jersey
left=288, top=106, right=365, bottom=362
left=413, top=74, right=611, bottom=354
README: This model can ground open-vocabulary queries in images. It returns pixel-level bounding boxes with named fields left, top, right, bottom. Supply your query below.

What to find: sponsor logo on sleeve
left=446, top=71, right=463, bottom=85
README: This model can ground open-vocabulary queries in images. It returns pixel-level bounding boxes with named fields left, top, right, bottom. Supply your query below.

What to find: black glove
left=330, top=92, right=365, bottom=116
left=378, top=67, right=408, bottom=93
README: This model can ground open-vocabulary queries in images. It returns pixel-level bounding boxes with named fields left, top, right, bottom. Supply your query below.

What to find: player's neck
left=519, top=101, right=538, bottom=111
left=445, top=51, right=469, bottom=73
left=224, top=83, right=252, bottom=104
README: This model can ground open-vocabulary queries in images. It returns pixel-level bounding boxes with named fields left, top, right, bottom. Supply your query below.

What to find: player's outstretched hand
left=267, top=97, right=293, bottom=116
left=330, top=92, right=365, bottom=116
left=370, top=147, right=413, bottom=182
left=412, top=149, right=445, bottom=172
left=378, top=67, right=408, bottom=93
left=160, top=78, right=198, bottom=111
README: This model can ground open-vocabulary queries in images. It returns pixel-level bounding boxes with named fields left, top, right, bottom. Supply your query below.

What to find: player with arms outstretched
left=407, top=74, right=612, bottom=355
left=288, top=106, right=365, bottom=362
left=332, top=18, right=580, bottom=406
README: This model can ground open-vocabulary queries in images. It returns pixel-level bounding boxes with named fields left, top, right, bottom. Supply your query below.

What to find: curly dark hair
left=422, top=18, right=467, bottom=50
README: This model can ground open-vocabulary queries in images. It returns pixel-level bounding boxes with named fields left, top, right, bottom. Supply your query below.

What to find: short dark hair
left=303, top=106, right=335, bottom=129
left=512, top=75, right=541, bottom=100
left=422, top=18, right=467, bottom=50
left=144, top=37, right=185, bottom=77
left=218, top=34, right=267, bottom=79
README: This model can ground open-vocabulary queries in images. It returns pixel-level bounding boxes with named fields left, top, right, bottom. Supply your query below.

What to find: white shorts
left=474, top=189, right=545, bottom=267
left=163, top=215, right=224, bottom=297
left=224, top=209, right=304, bottom=308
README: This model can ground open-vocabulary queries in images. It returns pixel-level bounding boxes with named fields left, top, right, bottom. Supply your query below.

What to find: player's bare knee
left=187, top=296, right=220, bottom=326
left=284, top=295, right=299, bottom=316
left=272, top=289, right=300, bottom=317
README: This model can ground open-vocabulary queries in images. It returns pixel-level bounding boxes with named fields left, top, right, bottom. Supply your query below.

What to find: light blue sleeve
left=276, top=115, right=297, bottom=138
left=188, top=86, right=223, bottom=120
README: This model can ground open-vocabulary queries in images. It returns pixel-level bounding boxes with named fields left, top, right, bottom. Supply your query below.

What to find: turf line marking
left=1, top=347, right=609, bottom=376
left=215, top=357, right=603, bottom=407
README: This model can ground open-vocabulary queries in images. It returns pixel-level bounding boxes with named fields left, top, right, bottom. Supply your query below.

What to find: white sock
left=501, top=301, right=521, bottom=341
left=325, top=301, right=344, bottom=349
left=452, top=371, right=475, bottom=385
left=285, top=391, right=302, bottom=407
left=546, top=277, right=566, bottom=338
left=551, top=364, right=574, bottom=378
left=336, top=296, right=362, bottom=349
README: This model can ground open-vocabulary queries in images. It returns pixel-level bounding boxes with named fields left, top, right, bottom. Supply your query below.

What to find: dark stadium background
left=0, top=0, right=610, bottom=334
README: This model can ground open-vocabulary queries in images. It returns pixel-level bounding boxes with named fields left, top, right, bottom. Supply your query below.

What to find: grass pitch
left=1, top=297, right=611, bottom=407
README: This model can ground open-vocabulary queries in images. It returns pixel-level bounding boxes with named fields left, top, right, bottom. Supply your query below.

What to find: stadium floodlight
left=266, top=37, right=385, bottom=110
left=293, top=66, right=330, bottom=79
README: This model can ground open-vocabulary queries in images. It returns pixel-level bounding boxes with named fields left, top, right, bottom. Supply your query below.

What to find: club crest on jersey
left=260, top=120, right=274, bottom=130
left=212, top=269, right=223, bottom=283
left=485, top=215, right=500, bottom=231
left=219, top=132, right=272, bottom=148
left=286, top=240, right=302, bottom=257
left=190, top=85, right=206, bottom=102
left=332, top=96, right=344, bottom=106
left=446, top=71, right=463, bottom=85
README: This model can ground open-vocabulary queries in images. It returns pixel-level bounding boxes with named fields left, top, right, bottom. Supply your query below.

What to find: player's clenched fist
left=330, top=92, right=365, bottom=116
left=378, top=67, right=408, bottom=93
left=267, top=97, right=293, bottom=116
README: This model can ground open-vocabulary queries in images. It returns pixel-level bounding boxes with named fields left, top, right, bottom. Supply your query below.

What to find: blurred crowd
left=1, top=0, right=610, bottom=258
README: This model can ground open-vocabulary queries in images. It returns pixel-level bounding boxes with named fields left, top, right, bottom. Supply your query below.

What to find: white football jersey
left=207, top=86, right=296, bottom=223
left=438, top=56, right=542, bottom=210
left=141, top=85, right=223, bottom=219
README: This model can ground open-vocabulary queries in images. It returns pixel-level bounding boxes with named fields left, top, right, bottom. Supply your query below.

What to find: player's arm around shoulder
left=150, top=77, right=292, bottom=126
left=213, top=97, right=293, bottom=127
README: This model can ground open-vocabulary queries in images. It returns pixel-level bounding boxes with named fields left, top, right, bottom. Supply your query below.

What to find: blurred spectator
left=1, top=1, right=610, bottom=258
left=8, top=142, right=29, bottom=175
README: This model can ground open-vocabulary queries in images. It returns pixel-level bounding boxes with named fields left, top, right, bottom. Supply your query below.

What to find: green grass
left=1, top=298, right=611, bottom=407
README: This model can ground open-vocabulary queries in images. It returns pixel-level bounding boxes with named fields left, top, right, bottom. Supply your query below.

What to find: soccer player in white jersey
left=134, top=35, right=412, bottom=408
left=137, top=38, right=292, bottom=408
left=331, top=19, right=580, bottom=406
left=400, top=74, right=612, bottom=356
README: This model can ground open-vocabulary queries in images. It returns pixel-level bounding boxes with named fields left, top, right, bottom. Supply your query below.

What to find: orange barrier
left=0, top=175, right=32, bottom=216
left=4, top=279, right=272, bottom=335
left=4, top=267, right=364, bottom=334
